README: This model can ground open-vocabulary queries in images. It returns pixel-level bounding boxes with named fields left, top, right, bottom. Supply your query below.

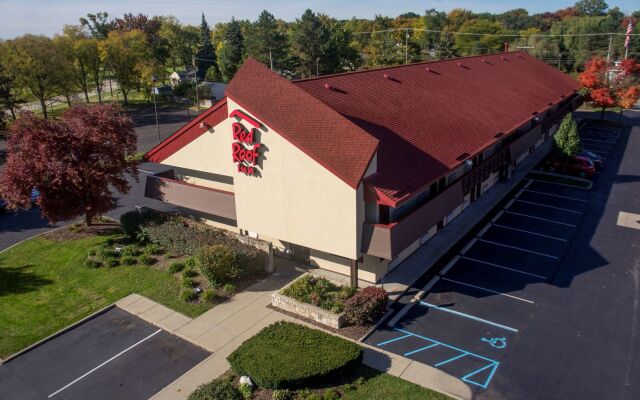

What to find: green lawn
left=0, top=234, right=212, bottom=358
left=340, top=365, right=450, bottom=400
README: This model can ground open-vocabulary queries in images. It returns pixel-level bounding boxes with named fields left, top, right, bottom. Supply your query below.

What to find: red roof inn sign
left=230, top=110, right=263, bottom=175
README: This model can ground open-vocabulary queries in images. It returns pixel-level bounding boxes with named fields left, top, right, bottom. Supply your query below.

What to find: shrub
left=343, top=287, right=388, bottom=326
left=202, top=289, right=216, bottom=303
left=322, top=389, right=339, bottom=400
left=169, top=261, right=186, bottom=273
left=84, top=259, right=102, bottom=268
left=106, top=258, right=120, bottom=268
left=139, top=255, right=156, bottom=266
left=181, top=288, right=199, bottom=302
left=182, top=277, right=196, bottom=288
left=120, top=245, right=138, bottom=258
left=187, top=377, right=242, bottom=400
left=185, top=256, right=196, bottom=269
left=87, top=249, right=97, bottom=257
left=96, top=246, right=117, bottom=260
left=141, top=216, right=227, bottom=256
left=238, top=383, right=252, bottom=400
left=144, top=243, right=163, bottom=255
left=120, top=209, right=164, bottom=238
left=196, top=246, right=240, bottom=286
left=281, top=275, right=351, bottom=314
left=182, top=268, right=198, bottom=278
left=121, top=256, right=137, bottom=265
left=271, top=389, right=293, bottom=400
left=222, top=283, right=236, bottom=295
left=228, top=322, right=362, bottom=389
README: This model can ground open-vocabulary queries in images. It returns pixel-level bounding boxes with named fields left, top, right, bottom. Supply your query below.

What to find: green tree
left=456, top=19, right=509, bottom=55
left=76, top=38, right=106, bottom=103
left=159, top=16, right=199, bottom=70
left=289, top=9, right=330, bottom=77
left=574, top=0, right=608, bottom=16
left=4, top=35, right=64, bottom=119
left=0, top=45, right=23, bottom=120
left=435, top=29, right=458, bottom=59
left=553, top=114, right=581, bottom=162
left=218, top=17, right=244, bottom=81
left=196, top=13, right=220, bottom=80
left=423, top=9, right=447, bottom=52
left=79, top=12, right=111, bottom=39
left=100, top=30, right=149, bottom=104
left=244, top=10, right=289, bottom=71
left=52, top=36, right=81, bottom=107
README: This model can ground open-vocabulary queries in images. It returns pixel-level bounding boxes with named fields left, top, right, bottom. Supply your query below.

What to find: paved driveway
left=0, top=307, right=209, bottom=400
left=368, top=118, right=640, bottom=399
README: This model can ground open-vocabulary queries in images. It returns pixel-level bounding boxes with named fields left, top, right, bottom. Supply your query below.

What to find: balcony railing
left=361, top=179, right=464, bottom=260
left=144, top=174, right=237, bottom=221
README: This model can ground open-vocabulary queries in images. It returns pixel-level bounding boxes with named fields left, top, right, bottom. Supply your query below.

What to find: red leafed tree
left=579, top=56, right=640, bottom=119
left=0, top=104, right=138, bottom=225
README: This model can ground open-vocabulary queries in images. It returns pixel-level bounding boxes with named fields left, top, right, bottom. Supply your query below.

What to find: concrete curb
left=0, top=224, right=67, bottom=254
left=0, top=304, right=116, bottom=365
left=387, top=276, right=440, bottom=328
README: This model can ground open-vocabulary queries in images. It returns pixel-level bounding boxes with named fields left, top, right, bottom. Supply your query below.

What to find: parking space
left=579, top=124, right=623, bottom=158
left=367, top=176, right=593, bottom=391
left=0, top=307, right=209, bottom=400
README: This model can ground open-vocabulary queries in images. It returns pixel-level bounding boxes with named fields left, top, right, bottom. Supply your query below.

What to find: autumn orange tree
left=0, top=104, right=138, bottom=225
left=579, top=56, right=640, bottom=119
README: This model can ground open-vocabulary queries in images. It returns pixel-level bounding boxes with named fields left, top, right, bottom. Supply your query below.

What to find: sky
left=0, top=0, right=637, bottom=39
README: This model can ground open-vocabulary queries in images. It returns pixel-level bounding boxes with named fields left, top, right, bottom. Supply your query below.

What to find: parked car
left=543, top=155, right=596, bottom=179
left=579, top=150, right=603, bottom=169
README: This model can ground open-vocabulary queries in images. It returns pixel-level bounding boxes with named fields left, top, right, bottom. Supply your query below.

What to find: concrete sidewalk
left=118, top=263, right=472, bottom=400
left=382, top=139, right=553, bottom=302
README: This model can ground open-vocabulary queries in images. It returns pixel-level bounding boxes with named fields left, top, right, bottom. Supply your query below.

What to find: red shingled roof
left=225, top=58, right=379, bottom=189
left=294, top=51, right=580, bottom=206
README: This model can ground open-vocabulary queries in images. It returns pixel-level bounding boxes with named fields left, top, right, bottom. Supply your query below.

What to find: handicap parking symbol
left=481, top=337, right=507, bottom=349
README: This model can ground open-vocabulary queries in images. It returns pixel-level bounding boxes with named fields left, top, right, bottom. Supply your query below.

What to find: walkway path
left=117, top=263, right=472, bottom=400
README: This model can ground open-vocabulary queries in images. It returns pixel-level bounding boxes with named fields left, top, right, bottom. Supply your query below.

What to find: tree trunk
left=40, top=97, right=48, bottom=119
left=85, top=212, right=93, bottom=226
left=65, top=94, right=72, bottom=107
left=97, top=86, right=102, bottom=104
left=83, top=88, right=90, bottom=103
left=600, top=107, right=605, bottom=120
left=122, top=91, right=128, bottom=105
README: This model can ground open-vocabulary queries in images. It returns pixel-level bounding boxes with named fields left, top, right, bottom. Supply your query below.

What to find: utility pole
left=405, top=28, right=409, bottom=64
left=192, top=55, right=199, bottom=111
left=316, top=57, right=320, bottom=77
left=606, top=34, right=612, bottom=64
left=151, top=75, right=160, bottom=143
left=269, top=51, right=273, bottom=71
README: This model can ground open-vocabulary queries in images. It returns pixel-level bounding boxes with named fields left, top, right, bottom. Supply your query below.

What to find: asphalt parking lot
left=368, top=119, right=640, bottom=399
left=0, top=307, right=209, bottom=400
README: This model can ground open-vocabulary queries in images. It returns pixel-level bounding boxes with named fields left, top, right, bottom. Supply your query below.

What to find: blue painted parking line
left=377, top=328, right=500, bottom=389
left=419, top=301, right=519, bottom=333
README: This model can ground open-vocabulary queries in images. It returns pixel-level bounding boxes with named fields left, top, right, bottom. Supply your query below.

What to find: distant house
left=197, top=82, right=227, bottom=107
left=169, top=70, right=196, bottom=87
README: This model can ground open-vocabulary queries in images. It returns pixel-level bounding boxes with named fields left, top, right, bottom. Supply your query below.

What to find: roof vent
left=481, top=59, right=487, bottom=63
left=548, top=102, right=553, bottom=106
left=457, top=62, right=463, bottom=67
left=383, top=73, right=391, bottom=79
left=323, top=83, right=333, bottom=90
left=425, top=67, right=431, bottom=72
left=560, top=94, right=565, bottom=98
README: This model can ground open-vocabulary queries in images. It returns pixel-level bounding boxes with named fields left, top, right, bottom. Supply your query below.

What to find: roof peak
left=293, top=51, right=528, bottom=83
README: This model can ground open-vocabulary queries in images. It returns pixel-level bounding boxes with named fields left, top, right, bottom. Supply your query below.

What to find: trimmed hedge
left=227, top=321, right=363, bottom=389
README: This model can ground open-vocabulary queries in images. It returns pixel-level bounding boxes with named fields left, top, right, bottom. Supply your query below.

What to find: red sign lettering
left=230, top=110, right=264, bottom=176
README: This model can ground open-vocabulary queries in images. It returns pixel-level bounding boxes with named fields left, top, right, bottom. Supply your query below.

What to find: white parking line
left=48, top=329, right=162, bottom=398
left=492, top=223, right=567, bottom=242
left=419, top=301, right=519, bottom=333
left=460, top=256, right=547, bottom=279
left=579, top=136, right=617, bottom=144
left=478, top=239, right=559, bottom=259
left=514, top=199, right=582, bottom=214
left=440, top=277, right=535, bottom=304
left=460, top=256, right=548, bottom=279
left=504, top=211, right=577, bottom=227
left=524, top=189, right=588, bottom=202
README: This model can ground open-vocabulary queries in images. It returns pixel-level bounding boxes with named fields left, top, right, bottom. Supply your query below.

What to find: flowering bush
left=343, top=286, right=388, bottom=325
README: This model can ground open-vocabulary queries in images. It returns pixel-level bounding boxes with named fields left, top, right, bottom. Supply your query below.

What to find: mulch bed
left=46, top=222, right=122, bottom=241
left=267, top=304, right=372, bottom=341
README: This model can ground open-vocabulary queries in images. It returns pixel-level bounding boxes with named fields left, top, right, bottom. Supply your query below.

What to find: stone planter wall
left=271, top=277, right=345, bottom=329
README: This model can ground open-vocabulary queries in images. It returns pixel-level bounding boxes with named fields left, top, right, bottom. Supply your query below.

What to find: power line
left=353, top=27, right=640, bottom=38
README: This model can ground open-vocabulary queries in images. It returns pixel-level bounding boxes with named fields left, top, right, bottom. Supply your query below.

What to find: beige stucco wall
left=227, top=98, right=360, bottom=260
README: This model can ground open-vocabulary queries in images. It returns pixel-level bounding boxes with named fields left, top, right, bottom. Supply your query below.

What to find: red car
left=543, top=155, right=596, bottom=179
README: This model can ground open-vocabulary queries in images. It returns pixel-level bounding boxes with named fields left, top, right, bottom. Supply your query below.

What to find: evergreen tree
left=290, top=9, right=330, bottom=78
left=435, top=30, right=458, bottom=59
left=554, top=114, right=581, bottom=160
left=245, top=10, right=288, bottom=71
left=196, top=13, right=220, bottom=80
left=219, top=17, right=244, bottom=81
